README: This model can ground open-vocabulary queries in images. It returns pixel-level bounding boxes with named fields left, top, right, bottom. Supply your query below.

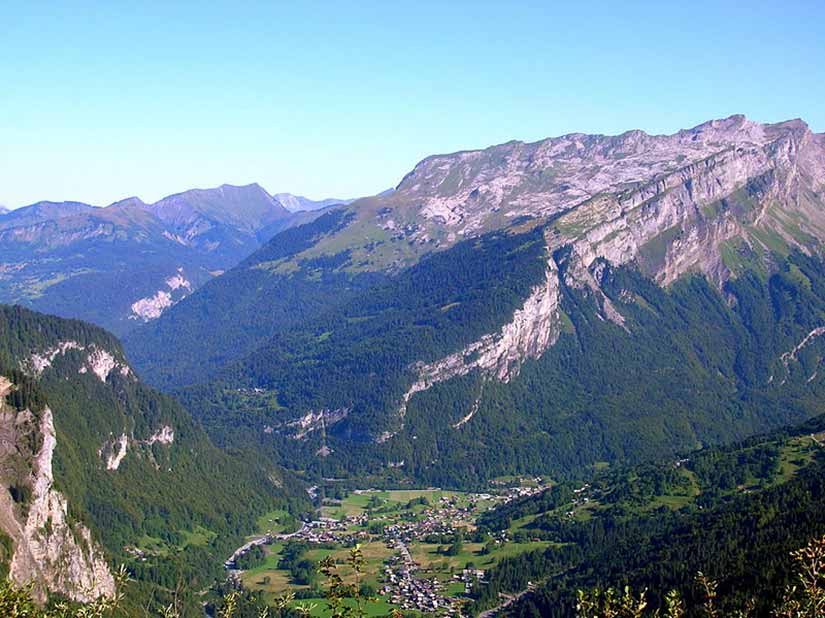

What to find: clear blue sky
left=2, top=0, right=824, bottom=208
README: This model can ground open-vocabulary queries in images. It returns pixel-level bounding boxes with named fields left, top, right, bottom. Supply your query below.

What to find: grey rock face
left=273, top=193, right=354, bottom=212
left=389, top=115, right=823, bottom=252
left=384, top=118, right=825, bottom=426
left=0, top=377, right=114, bottom=602
left=273, top=116, right=823, bottom=280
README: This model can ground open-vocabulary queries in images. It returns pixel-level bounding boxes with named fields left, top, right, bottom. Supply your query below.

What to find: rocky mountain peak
left=146, top=182, right=289, bottom=233
left=373, top=116, right=819, bottom=250
left=0, top=180, right=331, bottom=335
left=200, top=116, right=824, bottom=285
left=106, top=196, right=147, bottom=210
left=0, top=201, right=95, bottom=231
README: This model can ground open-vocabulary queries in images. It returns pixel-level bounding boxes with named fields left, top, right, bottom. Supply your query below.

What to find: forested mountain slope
left=126, top=115, right=825, bottom=487
left=470, top=412, right=825, bottom=617
left=180, top=237, right=825, bottom=487
left=0, top=306, right=307, bottom=613
left=129, top=115, right=825, bottom=389
left=124, top=209, right=386, bottom=388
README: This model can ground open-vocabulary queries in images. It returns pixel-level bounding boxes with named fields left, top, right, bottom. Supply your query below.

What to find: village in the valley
left=225, top=480, right=553, bottom=616
left=217, top=432, right=825, bottom=617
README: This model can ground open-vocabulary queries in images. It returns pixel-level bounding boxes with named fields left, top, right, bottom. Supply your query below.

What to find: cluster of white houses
left=225, top=482, right=557, bottom=612
left=381, top=539, right=457, bottom=614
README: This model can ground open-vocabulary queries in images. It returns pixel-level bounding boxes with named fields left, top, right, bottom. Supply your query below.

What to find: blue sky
left=2, top=1, right=824, bottom=208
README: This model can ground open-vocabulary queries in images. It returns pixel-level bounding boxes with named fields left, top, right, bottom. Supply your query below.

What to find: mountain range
left=119, top=115, right=825, bottom=488
left=2, top=114, right=825, bottom=613
left=0, top=185, right=353, bottom=335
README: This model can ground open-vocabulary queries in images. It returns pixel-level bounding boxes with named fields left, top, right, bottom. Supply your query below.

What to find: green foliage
left=179, top=243, right=825, bottom=490
left=0, top=531, right=13, bottom=579
left=278, top=542, right=318, bottom=587
left=444, top=532, right=464, bottom=557
left=469, top=416, right=825, bottom=617
left=576, top=585, right=658, bottom=618
left=395, top=253, right=825, bottom=487
left=236, top=546, right=268, bottom=571
left=180, top=225, right=550, bottom=475
left=0, top=566, right=129, bottom=618
left=773, top=535, right=825, bottom=617
left=3, top=368, right=48, bottom=412
left=125, top=209, right=373, bottom=388
left=318, top=545, right=371, bottom=618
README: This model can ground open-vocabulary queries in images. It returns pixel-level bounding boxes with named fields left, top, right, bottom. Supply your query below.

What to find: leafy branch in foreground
left=317, top=544, right=371, bottom=618
left=773, top=533, right=825, bottom=618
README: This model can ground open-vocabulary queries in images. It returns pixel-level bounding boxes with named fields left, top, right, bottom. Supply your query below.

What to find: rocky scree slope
left=0, top=305, right=303, bottom=607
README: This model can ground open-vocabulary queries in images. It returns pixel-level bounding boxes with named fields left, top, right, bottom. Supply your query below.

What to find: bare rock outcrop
left=0, top=396, right=114, bottom=602
left=129, top=268, right=193, bottom=322
left=25, top=341, right=132, bottom=383
left=379, top=255, right=562, bottom=438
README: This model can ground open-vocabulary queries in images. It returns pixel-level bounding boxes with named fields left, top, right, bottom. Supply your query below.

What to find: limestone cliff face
left=25, top=340, right=177, bottom=475
left=129, top=268, right=194, bottom=322
left=0, top=305, right=293, bottom=609
left=96, top=423, right=177, bottom=471
left=26, top=340, right=133, bottom=382
left=306, top=116, right=822, bottom=275
left=388, top=255, right=562, bottom=433
left=559, top=118, right=825, bottom=287
left=0, top=378, right=114, bottom=602
left=421, top=255, right=560, bottom=381
left=0, top=329, right=178, bottom=600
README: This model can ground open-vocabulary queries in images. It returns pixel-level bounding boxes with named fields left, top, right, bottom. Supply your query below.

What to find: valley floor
left=228, top=484, right=553, bottom=616
left=223, top=429, right=825, bottom=617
